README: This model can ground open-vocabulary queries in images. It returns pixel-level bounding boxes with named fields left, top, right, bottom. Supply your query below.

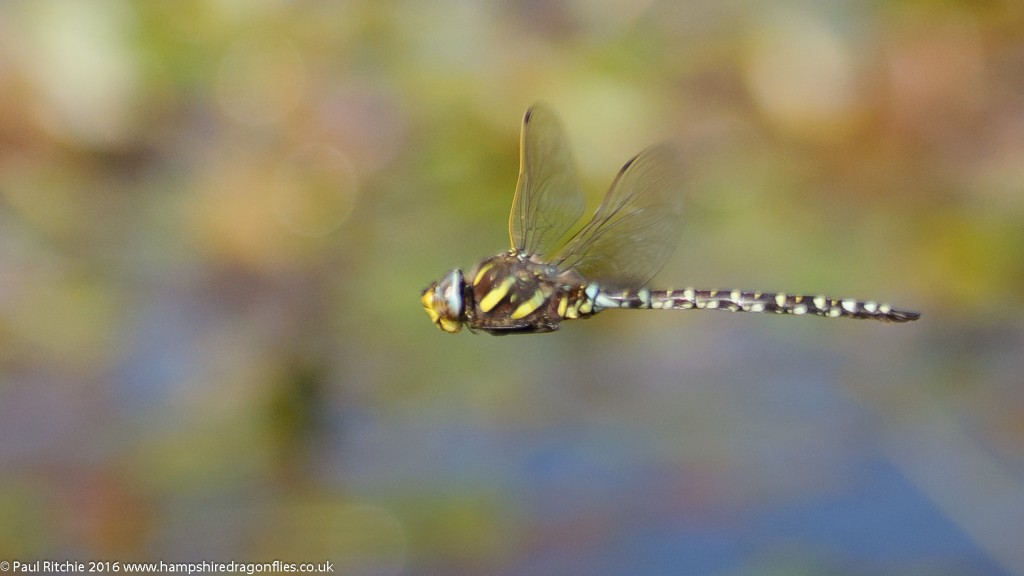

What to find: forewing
left=553, top=143, right=685, bottom=289
left=508, top=103, right=585, bottom=257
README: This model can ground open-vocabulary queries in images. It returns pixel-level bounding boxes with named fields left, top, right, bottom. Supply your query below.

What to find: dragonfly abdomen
left=592, top=287, right=920, bottom=323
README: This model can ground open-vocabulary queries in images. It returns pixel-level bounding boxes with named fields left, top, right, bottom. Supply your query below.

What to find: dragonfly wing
left=553, top=143, right=686, bottom=289
left=508, top=103, right=586, bottom=257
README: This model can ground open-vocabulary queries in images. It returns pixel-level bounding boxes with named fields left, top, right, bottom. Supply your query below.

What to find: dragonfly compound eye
left=421, top=269, right=465, bottom=333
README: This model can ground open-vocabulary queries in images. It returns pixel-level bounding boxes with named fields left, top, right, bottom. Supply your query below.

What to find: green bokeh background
left=1, top=1, right=1023, bottom=574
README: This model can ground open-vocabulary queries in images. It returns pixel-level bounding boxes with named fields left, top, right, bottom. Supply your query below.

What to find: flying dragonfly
left=421, top=103, right=920, bottom=335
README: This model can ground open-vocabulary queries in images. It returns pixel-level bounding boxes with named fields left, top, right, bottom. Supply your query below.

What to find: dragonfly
left=420, top=103, right=920, bottom=334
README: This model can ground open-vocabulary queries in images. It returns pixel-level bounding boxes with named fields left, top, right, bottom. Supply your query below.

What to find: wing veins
left=507, top=103, right=585, bottom=257
left=553, top=143, right=686, bottom=288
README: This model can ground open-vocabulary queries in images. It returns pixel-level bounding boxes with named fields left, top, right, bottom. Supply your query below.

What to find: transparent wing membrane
left=508, top=103, right=586, bottom=257
left=554, top=143, right=686, bottom=289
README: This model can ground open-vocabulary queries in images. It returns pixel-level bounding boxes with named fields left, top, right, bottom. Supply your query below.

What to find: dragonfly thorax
left=423, top=251, right=594, bottom=335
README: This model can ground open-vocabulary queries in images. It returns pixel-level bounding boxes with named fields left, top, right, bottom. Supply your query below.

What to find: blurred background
left=1, top=1, right=1023, bottom=574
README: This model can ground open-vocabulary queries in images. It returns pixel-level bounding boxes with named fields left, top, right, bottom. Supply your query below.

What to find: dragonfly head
left=421, top=269, right=466, bottom=333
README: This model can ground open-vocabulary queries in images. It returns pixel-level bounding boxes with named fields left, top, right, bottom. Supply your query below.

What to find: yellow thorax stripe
left=479, top=276, right=515, bottom=312
left=510, top=290, right=546, bottom=320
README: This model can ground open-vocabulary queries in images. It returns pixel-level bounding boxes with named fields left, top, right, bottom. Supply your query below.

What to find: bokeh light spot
left=272, top=144, right=357, bottom=237
left=216, top=34, right=305, bottom=126
left=744, top=13, right=860, bottom=138
left=19, top=0, right=139, bottom=147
